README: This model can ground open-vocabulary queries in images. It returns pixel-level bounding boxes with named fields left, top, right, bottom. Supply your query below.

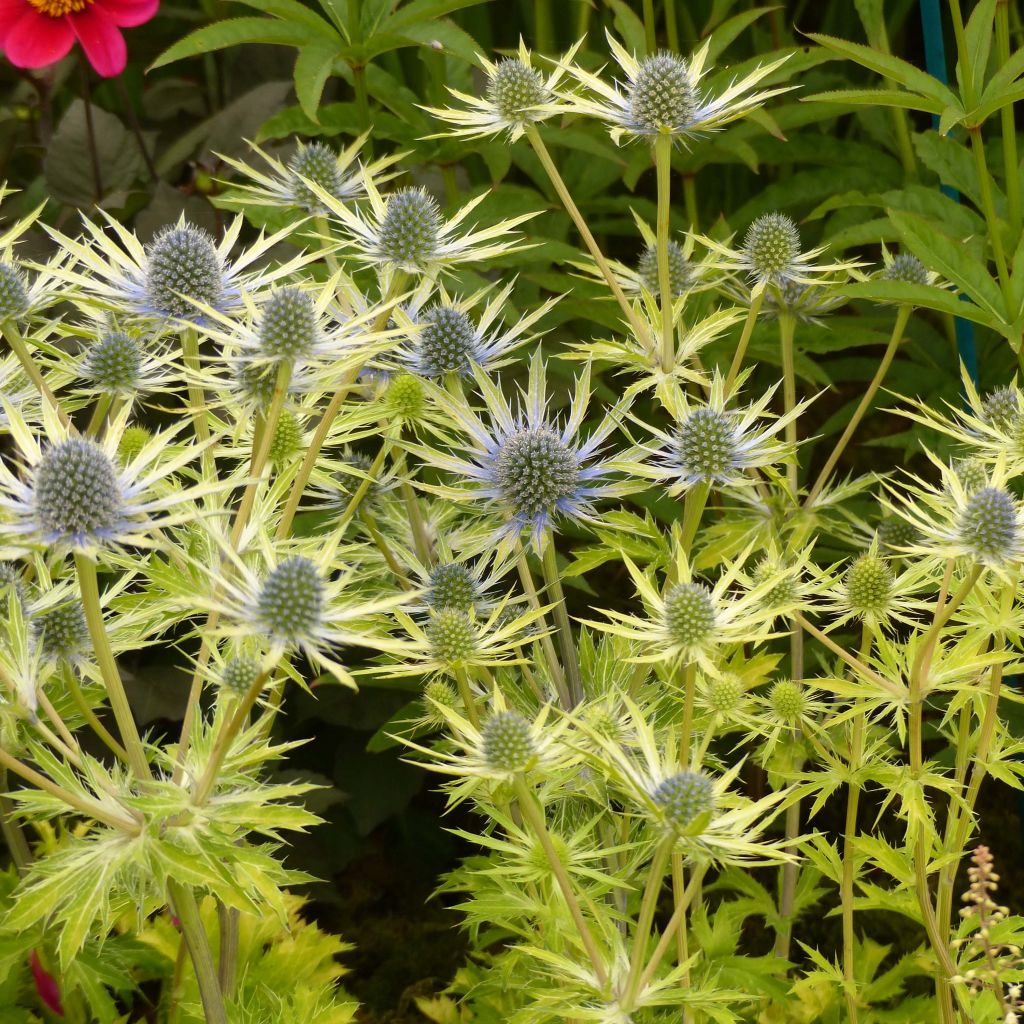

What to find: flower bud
left=663, top=582, right=716, bottom=646
left=487, top=59, right=547, bottom=121
left=481, top=710, right=537, bottom=773
left=743, top=213, right=800, bottom=281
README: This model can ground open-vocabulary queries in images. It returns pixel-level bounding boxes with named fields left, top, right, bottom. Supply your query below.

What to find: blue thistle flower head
left=482, top=711, right=536, bottom=773
left=83, top=331, right=143, bottom=394
left=980, top=385, right=1020, bottom=432
left=33, top=601, right=90, bottom=662
left=288, top=142, right=345, bottom=213
left=638, top=241, right=691, bottom=297
left=428, top=562, right=479, bottom=611
left=258, top=287, right=319, bottom=361
left=377, top=187, right=441, bottom=270
left=663, top=581, right=716, bottom=646
left=256, top=556, right=325, bottom=643
left=957, top=486, right=1019, bottom=564
left=743, top=213, right=800, bottom=282
left=220, top=654, right=263, bottom=695
left=416, top=304, right=480, bottom=377
left=427, top=608, right=478, bottom=666
left=488, top=59, right=548, bottom=121
left=0, top=262, right=29, bottom=322
left=652, top=771, right=714, bottom=830
left=629, top=53, right=698, bottom=134
left=883, top=253, right=929, bottom=285
left=145, top=223, right=225, bottom=319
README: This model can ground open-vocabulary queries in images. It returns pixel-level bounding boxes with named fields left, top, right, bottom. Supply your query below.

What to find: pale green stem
left=453, top=666, right=479, bottom=729
left=623, top=838, right=672, bottom=1006
left=516, top=545, right=569, bottom=706
left=997, top=1, right=1022, bottom=238
left=62, top=663, right=128, bottom=763
left=3, top=321, right=71, bottom=429
left=680, top=481, right=710, bottom=556
left=655, top=133, right=675, bottom=371
left=773, top=774, right=804, bottom=961
left=74, top=553, right=150, bottom=781
left=969, top=127, right=1013, bottom=304
left=525, top=125, right=654, bottom=353
left=180, top=328, right=212, bottom=469
left=724, top=289, right=764, bottom=394
left=806, top=305, right=911, bottom=507
left=513, top=775, right=608, bottom=989
left=217, top=902, right=239, bottom=995
left=664, top=0, right=679, bottom=51
left=167, top=881, right=227, bottom=1024
left=778, top=312, right=798, bottom=495
left=541, top=534, right=582, bottom=707
left=314, top=215, right=340, bottom=275
left=679, top=661, right=697, bottom=767
left=642, top=0, right=656, bottom=52
left=682, top=173, right=697, bottom=230
left=85, top=394, right=112, bottom=438
left=0, top=768, right=31, bottom=873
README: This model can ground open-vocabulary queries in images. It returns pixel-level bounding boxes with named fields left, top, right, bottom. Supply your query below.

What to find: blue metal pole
left=919, top=0, right=980, bottom=386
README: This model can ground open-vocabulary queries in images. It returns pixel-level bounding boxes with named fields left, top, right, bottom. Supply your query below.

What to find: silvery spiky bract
left=417, top=304, right=479, bottom=377
left=220, top=654, right=263, bottom=695
left=769, top=679, right=805, bottom=722
left=288, top=142, right=346, bottom=213
left=258, top=288, right=319, bottom=361
left=256, top=556, right=325, bottom=643
left=663, top=582, right=716, bottom=646
left=376, top=188, right=441, bottom=269
left=427, top=608, right=478, bottom=665
left=495, top=426, right=581, bottom=525
left=488, top=59, right=548, bottom=121
left=637, top=240, right=692, bottom=297
left=428, top=563, right=479, bottom=612
left=742, top=213, right=800, bottom=282
left=83, top=331, right=143, bottom=394
left=33, top=601, right=90, bottom=662
left=883, top=253, right=929, bottom=285
left=33, top=439, right=123, bottom=547
left=629, top=53, right=699, bottom=134
left=145, top=223, right=225, bottom=318
left=0, top=261, right=29, bottom=322
left=481, top=711, right=536, bottom=774
left=957, top=486, right=1019, bottom=564
left=652, top=771, right=714, bottom=829
left=845, top=555, right=893, bottom=616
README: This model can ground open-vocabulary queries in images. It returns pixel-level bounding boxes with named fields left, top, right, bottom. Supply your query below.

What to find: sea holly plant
left=3, top=5, right=1024, bottom=1024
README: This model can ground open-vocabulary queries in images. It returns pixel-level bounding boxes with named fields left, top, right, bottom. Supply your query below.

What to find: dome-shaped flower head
left=219, top=135, right=403, bottom=218
left=424, top=38, right=580, bottom=142
left=884, top=453, right=1024, bottom=573
left=559, top=31, right=792, bottom=144
left=0, top=0, right=157, bottom=78
left=412, top=354, right=632, bottom=556
left=200, top=542, right=412, bottom=688
left=583, top=545, right=780, bottom=675
left=392, top=279, right=558, bottom=379
left=75, top=326, right=174, bottom=403
left=0, top=401, right=218, bottom=556
left=314, top=177, right=537, bottom=282
left=640, top=373, right=802, bottom=494
left=50, top=213, right=318, bottom=328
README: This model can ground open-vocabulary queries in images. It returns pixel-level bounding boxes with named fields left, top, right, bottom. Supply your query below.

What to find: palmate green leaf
left=887, top=209, right=1007, bottom=321
left=839, top=281, right=1000, bottom=330
left=806, top=32, right=959, bottom=109
left=803, top=87, right=945, bottom=114
left=232, top=0, right=339, bottom=32
left=913, top=130, right=1006, bottom=216
left=704, top=7, right=778, bottom=64
left=960, top=0, right=997, bottom=101
left=148, top=17, right=320, bottom=71
left=294, top=41, right=342, bottom=123
left=605, top=0, right=647, bottom=55
left=382, top=0, right=488, bottom=33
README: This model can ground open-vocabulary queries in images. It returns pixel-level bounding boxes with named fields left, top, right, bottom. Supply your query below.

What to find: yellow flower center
left=26, top=0, right=94, bottom=15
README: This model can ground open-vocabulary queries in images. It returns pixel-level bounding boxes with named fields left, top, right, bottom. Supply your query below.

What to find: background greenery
left=3, top=1, right=1023, bottom=1018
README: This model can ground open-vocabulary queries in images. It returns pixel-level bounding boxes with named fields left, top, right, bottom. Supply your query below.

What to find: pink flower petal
left=0, top=0, right=30, bottom=47
left=29, top=950, right=63, bottom=1017
left=4, top=9, right=74, bottom=70
left=70, top=5, right=126, bottom=77
left=99, top=0, right=159, bottom=28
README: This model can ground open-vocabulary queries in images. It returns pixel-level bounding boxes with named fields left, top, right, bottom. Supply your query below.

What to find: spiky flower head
left=753, top=558, right=796, bottom=609
left=255, top=556, right=325, bottom=644
left=845, top=554, right=893, bottom=617
left=883, top=253, right=929, bottom=285
left=957, top=486, right=1019, bottom=564
left=145, top=223, right=225, bottom=319
left=981, top=385, right=1020, bottom=432
left=629, top=53, right=699, bottom=134
left=481, top=711, right=537, bottom=774
left=385, top=372, right=426, bottom=421
left=769, top=679, right=805, bottom=723
left=488, top=59, right=548, bottom=121
left=706, top=673, right=745, bottom=716
left=423, top=678, right=459, bottom=726
left=0, top=561, right=25, bottom=607
left=651, top=770, right=715, bottom=830
left=429, top=563, right=479, bottom=612
left=743, top=213, right=800, bottom=283
left=427, top=608, right=478, bottom=666
left=235, top=362, right=278, bottom=410
left=495, top=426, right=581, bottom=526
left=288, top=142, right=346, bottom=213
left=954, top=458, right=988, bottom=494
left=376, top=188, right=441, bottom=270
left=674, top=407, right=739, bottom=482
left=663, top=581, right=716, bottom=647
left=637, top=240, right=692, bottom=297
left=33, top=601, right=89, bottom=662
left=219, top=654, right=262, bottom=695
left=117, top=426, right=152, bottom=464
left=268, top=410, right=303, bottom=468
left=82, top=331, right=143, bottom=395
left=0, top=262, right=29, bottom=322
left=258, top=288, right=319, bottom=362
left=417, top=304, right=478, bottom=377
left=34, top=439, right=123, bottom=548
left=877, top=515, right=918, bottom=550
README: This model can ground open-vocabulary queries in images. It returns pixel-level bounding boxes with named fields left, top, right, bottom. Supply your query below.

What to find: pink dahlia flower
left=0, top=0, right=158, bottom=78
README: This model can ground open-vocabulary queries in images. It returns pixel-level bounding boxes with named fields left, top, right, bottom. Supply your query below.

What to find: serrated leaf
left=149, top=18, right=317, bottom=71
left=294, top=41, right=341, bottom=123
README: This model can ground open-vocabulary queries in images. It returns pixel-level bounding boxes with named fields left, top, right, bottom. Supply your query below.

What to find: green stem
left=314, top=214, right=340, bottom=275
left=664, top=0, right=679, bottom=52
left=516, top=545, right=569, bottom=706
left=0, top=768, right=31, bottom=873
left=679, top=661, right=697, bottom=767
left=724, top=289, right=764, bottom=394
left=3, top=321, right=71, bottom=430
left=624, top=838, right=672, bottom=1006
left=62, top=663, right=128, bottom=763
left=85, top=394, right=112, bottom=438
left=774, top=769, right=804, bottom=961
left=806, top=304, right=911, bottom=506
left=642, top=0, right=657, bottom=52
left=217, top=901, right=239, bottom=995
left=167, top=881, right=227, bottom=1024
left=682, top=173, right=697, bottom=230
left=513, top=775, right=607, bottom=988
left=74, top=554, right=150, bottom=781
left=996, top=2, right=1022, bottom=240
left=680, top=481, right=710, bottom=556
left=778, top=313, right=798, bottom=494
left=534, top=0, right=554, bottom=54
left=541, top=534, right=582, bottom=707
left=453, top=666, right=479, bottom=729
left=655, top=133, right=675, bottom=371
left=969, top=127, right=1012, bottom=303
left=180, top=328, right=211, bottom=453
left=525, top=125, right=654, bottom=353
